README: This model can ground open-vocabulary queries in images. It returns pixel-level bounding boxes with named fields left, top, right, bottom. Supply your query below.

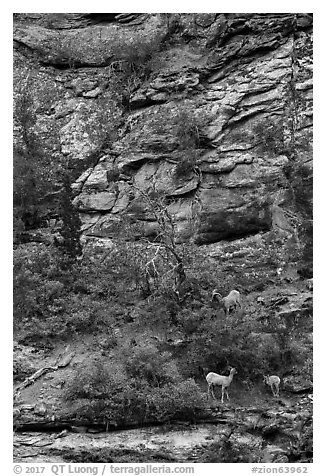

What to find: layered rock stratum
left=13, top=13, right=312, bottom=245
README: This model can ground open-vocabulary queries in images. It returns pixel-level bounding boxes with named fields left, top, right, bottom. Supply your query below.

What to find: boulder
left=282, top=376, right=313, bottom=394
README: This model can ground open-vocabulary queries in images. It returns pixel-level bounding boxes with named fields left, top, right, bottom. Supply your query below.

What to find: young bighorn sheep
left=263, top=375, right=281, bottom=397
left=212, top=289, right=241, bottom=315
left=206, top=368, right=237, bottom=403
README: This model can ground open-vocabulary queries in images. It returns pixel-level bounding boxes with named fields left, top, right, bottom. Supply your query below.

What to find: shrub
left=202, top=438, right=259, bottom=463
left=145, top=379, right=206, bottom=421
left=13, top=244, right=128, bottom=343
left=161, top=14, right=183, bottom=44
left=117, top=37, right=161, bottom=79
left=108, top=35, right=163, bottom=110
left=180, top=309, right=302, bottom=380
left=286, top=162, right=313, bottom=274
left=54, top=173, right=82, bottom=266
left=64, top=361, right=142, bottom=423
left=175, top=151, right=197, bottom=178
left=64, top=358, right=205, bottom=425
left=13, top=355, right=36, bottom=382
left=13, top=246, right=63, bottom=328
left=106, top=167, right=120, bottom=183
left=124, top=345, right=179, bottom=387
left=172, top=106, right=209, bottom=178
left=174, top=107, right=208, bottom=149
left=177, top=306, right=213, bottom=335
left=13, top=77, right=52, bottom=234
left=64, top=359, right=123, bottom=401
left=252, top=119, right=288, bottom=156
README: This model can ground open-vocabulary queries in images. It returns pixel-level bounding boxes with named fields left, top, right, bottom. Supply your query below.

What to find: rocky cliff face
left=13, top=13, right=313, bottom=246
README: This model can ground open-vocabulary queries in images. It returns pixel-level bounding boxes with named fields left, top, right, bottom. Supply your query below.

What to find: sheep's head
left=211, top=290, right=222, bottom=302
left=263, top=375, right=269, bottom=384
left=230, top=368, right=237, bottom=375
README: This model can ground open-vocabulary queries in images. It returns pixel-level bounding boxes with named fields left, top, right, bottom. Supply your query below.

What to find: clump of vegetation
left=117, top=36, right=161, bottom=80
left=13, top=78, right=52, bottom=239
left=108, top=34, right=163, bottom=110
left=124, top=346, right=178, bottom=387
left=64, top=357, right=205, bottom=425
left=172, top=106, right=208, bottom=178
left=13, top=355, right=37, bottom=382
left=106, top=167, right=120, bottom=183
left=175, top=151, right=197, bottom=178
left=160, top=14, right=184, bottom=44
left=202, top=437, right=260, bottom=463
left=175, top=108, right=202, bottom=149
left=13, top=244, right=126, bottom=342
left=54, top=172, right=83, bottom=267
left=252, top=119, right=289, bottom=156
left=289, top=417, right=313, bottom=462
left=281, top=161, right=312, bottom=277
left=64, top=359, right=120, bottom=401
left=288, top=163, right=312, bottom=277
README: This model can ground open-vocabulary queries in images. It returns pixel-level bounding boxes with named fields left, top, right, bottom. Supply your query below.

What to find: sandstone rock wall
left=13, top=13, right=313, bottom=245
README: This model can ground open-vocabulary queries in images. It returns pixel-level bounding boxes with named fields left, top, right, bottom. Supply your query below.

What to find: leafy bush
left=179, top=306, right=308, bottom=380
left=285, top=162, right=313, bottom=275
left=175, top=110, right=200, bottom=149
left=64, top=359, right=123, bottom=401
left=106, top=167, right=120, bottom=183
left=160, top=14, right=183, bottom=42
left=145, top=379, right=205, bottom=421
left=13, top=246, right=63, bottom=327
left=252, top=119, right=289, bottom=156
left=54, top=173, right=82, bottom=266
left=13, top=78, right=53, bottom=234
left=175, top=151, right=197, bottom=178
left=171, top=106, right=209, bottom=178
left=13, top=244, right=130, bottom=342
left=202, top=438, right=259, bottom=463
left=289, top=418, right=313, bottom=462
left=64, top=358, right=205, bottom=424
left=108, top=35, right=163, bottom=109
left=124, top=345, right=179, bottom=387
left=117, top=37, right=162, bottom=79
left=13, top=355, right=36, bottom=382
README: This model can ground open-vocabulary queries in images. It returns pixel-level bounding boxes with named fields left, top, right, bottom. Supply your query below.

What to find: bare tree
left=131, top=183, right=188, bottom=300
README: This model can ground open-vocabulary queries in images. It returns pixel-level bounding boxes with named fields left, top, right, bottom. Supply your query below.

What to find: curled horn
left=211, top=289, right=222, bottom=301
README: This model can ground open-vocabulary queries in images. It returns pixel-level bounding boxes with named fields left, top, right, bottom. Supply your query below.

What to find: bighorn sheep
left=206, top=368, right=237, bottom=403
left=212, top=289, right=241, bottom=315
left=263, top=375, right=281, bottom=397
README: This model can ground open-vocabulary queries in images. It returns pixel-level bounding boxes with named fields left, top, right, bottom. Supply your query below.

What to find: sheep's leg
left=211, top=385, right=217, bottom=400
left=221, top=387, right=225, bottom=403
left=225, top=388, right=230, bottom=400
left=208, top=384, right=216, bottom=400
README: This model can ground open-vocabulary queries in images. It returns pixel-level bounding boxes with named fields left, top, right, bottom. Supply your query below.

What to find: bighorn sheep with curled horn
left=206, top=368, right=237, bottom=403
left=212, top=289, right=241, bottom=316
left=263, top=375, right=281, bottom=397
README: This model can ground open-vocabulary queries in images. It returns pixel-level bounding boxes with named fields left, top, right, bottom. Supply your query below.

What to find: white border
left=5, top=4, right=322, bottom=474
